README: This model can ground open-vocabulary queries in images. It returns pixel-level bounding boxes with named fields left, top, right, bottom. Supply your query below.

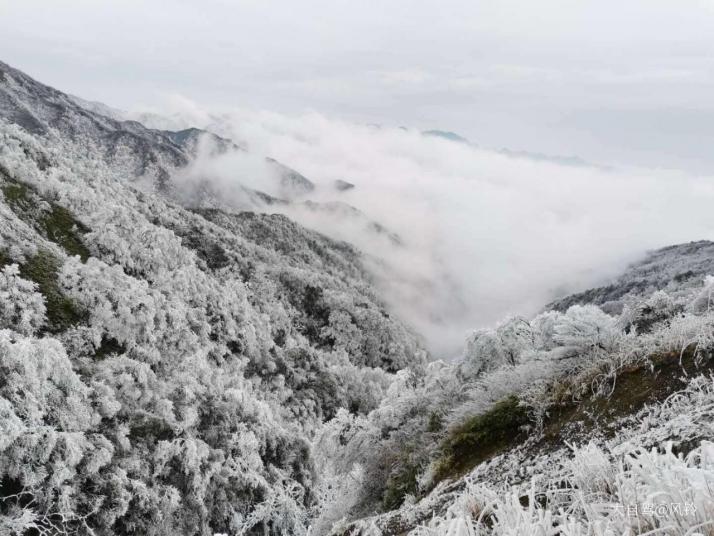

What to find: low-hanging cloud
left=148, top=103, right=714, bottom=358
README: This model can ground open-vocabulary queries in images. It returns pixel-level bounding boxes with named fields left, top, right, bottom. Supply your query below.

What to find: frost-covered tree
left=688, top=275, right=714, bottom=314
left=0, top=109, right=425, bottom=534
left=461, top=317, right=534, bottom=378
left=0, top=264, right=46, bottom=335
left=552, top=304, right=619, bottom=356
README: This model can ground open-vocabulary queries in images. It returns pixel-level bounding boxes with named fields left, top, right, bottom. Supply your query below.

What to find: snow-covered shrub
left=530, top=310, right=563, bottom=351
left=619, top=289, right=682, bottom=334
left=0, top=330, right=105, bottom=534
left=689, top=275, right=714, bottom=314
left=552, top=304, right=619, bottom=356
left=461, top=317, right=534, bottom=378
left=0, top=263, right=46, bottom=335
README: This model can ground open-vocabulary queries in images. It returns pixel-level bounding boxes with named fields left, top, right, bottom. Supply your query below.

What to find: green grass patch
left=377, top=350, right=714, bottom=518
left=429, top=349, right=714, bottom=491
left=427, top=411, right=443, bottom=433
left=433, top=396, right=529, bottom=484
left=0, top=176, right=88, bottom=333
left=41, top=204, right=90, bottom=260
left=1, top=182, right=31, bottom=206
left=540, top=346, right=713, bottom=445
left=1, top=179, right=90, bottom=261
left=19, top=250, right=87, bottom=333
left=382, top=455, right=421, bottom=511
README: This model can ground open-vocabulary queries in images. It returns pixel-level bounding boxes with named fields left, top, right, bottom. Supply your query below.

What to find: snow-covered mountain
left=1, top=60, right=714, bottom=536
left=0, top=60, right=314, bottom=199
left=0, top=59, right=423, bottom=535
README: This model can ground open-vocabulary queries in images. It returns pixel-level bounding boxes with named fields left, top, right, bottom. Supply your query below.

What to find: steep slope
left=342, top=373, right=714, bottom=534
left=0, top=61, right=424, bottom=535
left=548, top=240, right=714, bottom=314
left=0, top=60, right=314, bottom=198
left=330, top=244, right=714, bottom=534
left=0, top=61, right=187, bottom=188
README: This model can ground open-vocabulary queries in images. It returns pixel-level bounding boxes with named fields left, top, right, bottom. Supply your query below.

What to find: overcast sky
left=2, top=0, right=714, bottom=172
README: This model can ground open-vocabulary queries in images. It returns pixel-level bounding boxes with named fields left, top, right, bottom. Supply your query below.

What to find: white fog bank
left=143, top=104, right=714, bottom=358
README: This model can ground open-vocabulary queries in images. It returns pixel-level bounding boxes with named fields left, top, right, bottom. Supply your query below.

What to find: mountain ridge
left=0, top=59, right=315, bottom=200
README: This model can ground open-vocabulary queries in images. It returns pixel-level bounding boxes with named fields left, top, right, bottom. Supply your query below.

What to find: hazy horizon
left=3, top=0, right=714, bottom=173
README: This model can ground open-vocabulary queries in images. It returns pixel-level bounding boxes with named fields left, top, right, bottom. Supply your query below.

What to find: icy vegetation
left=1, top=60, right=714, bottom=535
left=0, top=60, right=422, bottom=535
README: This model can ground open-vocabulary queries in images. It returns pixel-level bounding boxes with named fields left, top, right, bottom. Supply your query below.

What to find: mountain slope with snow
left=0, top=60, right=423, bottom=535
left=332, top=248, right=714, bottom=534
left=0, top=60, right=315, bottom=199
left=1, top=60, right=713, bottom=536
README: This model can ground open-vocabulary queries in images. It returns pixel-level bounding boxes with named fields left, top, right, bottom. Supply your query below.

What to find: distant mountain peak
left=422, top=129, right=472, bottom=144
left=0, top=60, right=316, bottom=202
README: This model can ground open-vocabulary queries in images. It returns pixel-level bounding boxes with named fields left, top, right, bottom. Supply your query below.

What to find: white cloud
left=157, top=101, right=714, bottom=357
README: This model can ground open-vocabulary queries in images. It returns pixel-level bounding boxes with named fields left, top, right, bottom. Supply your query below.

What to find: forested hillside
left=1, top=60, right=714, bottom=536
left=0, top=59, right=423, bottom=535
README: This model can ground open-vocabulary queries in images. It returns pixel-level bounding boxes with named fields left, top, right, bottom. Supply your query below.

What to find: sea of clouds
left=137, top=99, right=714, bottom=358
